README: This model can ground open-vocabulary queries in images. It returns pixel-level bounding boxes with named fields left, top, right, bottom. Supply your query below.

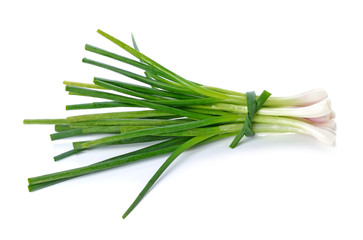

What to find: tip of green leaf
left=50, top=134, right=56, bottom=141
left=229, top=144, right=236, bottom=149
left=97, top=29, right=106, bottom=37
left=122, top=209, right=131, bottom=219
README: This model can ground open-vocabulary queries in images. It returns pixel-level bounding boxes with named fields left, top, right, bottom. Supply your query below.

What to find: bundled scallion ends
left=24, top=29, right=336, bottom=219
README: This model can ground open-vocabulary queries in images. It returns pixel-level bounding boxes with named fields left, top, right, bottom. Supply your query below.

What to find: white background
left=1, top=0, right=362, bottom=239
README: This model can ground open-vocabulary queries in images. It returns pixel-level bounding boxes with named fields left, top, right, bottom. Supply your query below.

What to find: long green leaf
left=65, top=85, right=211, bottom=120
left=81, top=115, right=240, bottom=148
left=28, top=137, right=190, bottom=187
left=122, top=135, right=214, bottom=218
left=97, top=29, right=229, bottom=99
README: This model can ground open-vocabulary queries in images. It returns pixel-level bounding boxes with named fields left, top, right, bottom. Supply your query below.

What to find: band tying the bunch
left=229, top=90, right=271, bottom=148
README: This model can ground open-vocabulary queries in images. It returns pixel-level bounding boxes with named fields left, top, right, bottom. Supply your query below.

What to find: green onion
left=24, top=30, right=336, bottom=218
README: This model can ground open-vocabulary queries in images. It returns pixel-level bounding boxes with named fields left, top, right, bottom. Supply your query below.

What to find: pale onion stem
left=192, top=99, right=332, bottom=118
left=253, top=115, right=336, bottom=145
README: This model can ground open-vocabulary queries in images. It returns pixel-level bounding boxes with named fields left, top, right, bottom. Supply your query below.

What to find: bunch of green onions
left=24, top=29, right=336, bottom=218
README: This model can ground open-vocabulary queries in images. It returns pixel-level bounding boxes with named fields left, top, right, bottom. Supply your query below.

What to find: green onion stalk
left=24, top=29, right=336, bottom=219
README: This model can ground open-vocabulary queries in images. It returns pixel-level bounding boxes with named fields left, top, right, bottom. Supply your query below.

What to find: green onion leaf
left=122, top=134, right=215, bottom=218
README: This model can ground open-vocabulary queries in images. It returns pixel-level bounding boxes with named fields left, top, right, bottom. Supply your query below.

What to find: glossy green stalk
left=145, top=71, right=182, bottom=87
left=67, top=110, right=174, bottom=123
left=94, top=78, right=193, bottom=100
left=51, top=126, right=124, bottom=141
left=24, top=119, right=67, bottom=124
left=82, top=58, right=201, bottom=97
left=68, top=119, right=192, bottom=127
left=53, top=148, right=85, bottom=161
left=66, top=85, right=211, bottom=120
left=97, top=29, right=229, bottom=99
left=72, top=135, right=175, bottom=149
left=28, top=137, right=190, bottom=187
left=93, top=79, right=163, bottom=101
left=63, top=81, right=105, bottom=90
left=131, top=33, right=160, bottom=90
left=122, top=135, right=214, bottom=218
left=50, top=128, right=83, bottom=140
left=81, top=115, right=240, bottom=148
left=85, top=44, right=157, bottom=73
left=66, top=101, right=135, bottom=110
